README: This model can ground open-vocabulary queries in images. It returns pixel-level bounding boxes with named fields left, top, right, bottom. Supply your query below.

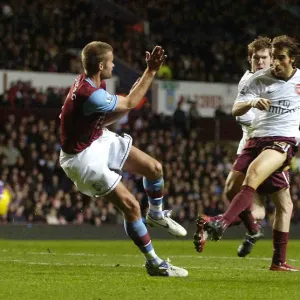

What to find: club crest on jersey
left=240, top=86, right=248, bottom=95
left=296, top=84, right=300, bottom=95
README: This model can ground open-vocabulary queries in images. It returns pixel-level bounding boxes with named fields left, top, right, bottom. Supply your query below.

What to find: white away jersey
left=235, top=71, right=256, bottom=154
left=237, top=71, right=255, bottom=124
left=235, top=67, right=300, bottom=138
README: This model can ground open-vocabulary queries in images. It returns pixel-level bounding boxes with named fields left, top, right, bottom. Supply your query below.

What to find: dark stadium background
left=1, top=0, right=300, bottom=238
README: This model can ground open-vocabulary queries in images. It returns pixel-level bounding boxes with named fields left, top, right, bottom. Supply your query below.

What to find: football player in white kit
left=195, top=35, right=300, bottom=271
left=224, top=37, right=271, bottom=255
left=195, top=37, right=271, bottom=254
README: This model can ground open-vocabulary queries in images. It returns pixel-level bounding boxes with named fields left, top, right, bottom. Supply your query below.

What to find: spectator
left=2, top=139, right=21, bottom=166
left=214, top=104, right=228, bottom=118
left=188, top=102, right=200, bottom=129
left=173, top=100, right=187, bottom=135
left=1, top=0, right=299, bottom=82
left=1, top=82, right=300, bottom=226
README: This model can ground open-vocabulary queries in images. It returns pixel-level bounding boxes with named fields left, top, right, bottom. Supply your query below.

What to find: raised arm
left=115, top=46, right=166, bottom=112
left=102, top=78, right=142, bottom=127
left=82, top=46, right=166, bottom=123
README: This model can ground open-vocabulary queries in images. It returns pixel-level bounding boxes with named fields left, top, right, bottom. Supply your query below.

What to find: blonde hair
left=81, top=41, right=113, bottom=76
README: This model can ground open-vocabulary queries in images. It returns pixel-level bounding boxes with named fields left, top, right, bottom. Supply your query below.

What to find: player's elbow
left=122, top=95, right=139, bottom=110
left=116, top=96, right=134, bottom=111
left=232, top=103, right=244, bottom=117
left=126, top=96, right=136, bottom=110
left=232, top=106, right=239, bottom=117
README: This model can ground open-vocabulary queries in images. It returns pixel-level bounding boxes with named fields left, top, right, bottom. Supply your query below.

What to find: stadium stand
left=1, top=83, right=300, bottom=225
left=1, top=0, right=300, bottom=227
left=1, top=0, right=299, bottom=82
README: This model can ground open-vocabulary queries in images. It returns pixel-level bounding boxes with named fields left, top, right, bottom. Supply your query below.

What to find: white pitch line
left=1, top=249, right=299, bottom=262
left=0, top=249, right=299, bottom=262
left=0, top=259, right=267, bottom=271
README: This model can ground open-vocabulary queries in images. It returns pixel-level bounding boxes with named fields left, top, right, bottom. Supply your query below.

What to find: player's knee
left=244, top=168, right=260, bottom=188
left=276, top=198, right=293, bottom=217
left=150, top=160, right=163, bottom=179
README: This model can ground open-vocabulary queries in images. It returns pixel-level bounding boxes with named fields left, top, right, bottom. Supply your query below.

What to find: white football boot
left=145, top=260, right=188, bottom=277
left=146, top=210, right=187, bottom=237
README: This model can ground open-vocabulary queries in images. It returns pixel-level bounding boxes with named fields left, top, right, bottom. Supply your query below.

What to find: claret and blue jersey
left=60, top=74, right=119, bottom=154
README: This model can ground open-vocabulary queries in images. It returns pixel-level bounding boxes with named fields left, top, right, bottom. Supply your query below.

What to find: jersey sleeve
left=234, top=77, right=262, bottom=103
left=236, top=110, right=255, bottom=126
left=235, top=73, right=255, bottom=126
left=83, top=89, right=119, bottom=116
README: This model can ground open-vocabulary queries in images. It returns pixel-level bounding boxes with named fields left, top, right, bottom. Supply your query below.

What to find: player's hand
left=250, top=98, right=271, bottom=111
left=145, top=46, right=167, bottom=71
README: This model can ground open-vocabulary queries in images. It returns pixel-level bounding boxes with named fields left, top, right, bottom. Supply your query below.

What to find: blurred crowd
left=1, top=0, right=300, bottom=227
left=0, top=80, right=67, bottom=109
left=1, top=89, right=300, bottom=227
left=1, top=0, right=299, bottom=82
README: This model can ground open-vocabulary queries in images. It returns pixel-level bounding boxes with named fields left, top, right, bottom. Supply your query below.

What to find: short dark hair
left=272, top=35, right=299, bottom=58
left=248, top=36, right=271, bottom=59
left=81, top=41, right=113, bottom=76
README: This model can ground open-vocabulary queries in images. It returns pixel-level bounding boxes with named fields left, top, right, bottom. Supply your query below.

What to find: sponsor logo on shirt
left=240, top=86, right=248, bottom=95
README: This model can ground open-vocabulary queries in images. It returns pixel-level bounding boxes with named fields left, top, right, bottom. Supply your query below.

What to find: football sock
left=228, top=216, right=242, bottom=227
left=272, top=229, right=288, bottom=264
left=221, top=185, right=256, bottom=229
left=143, top=177, right=164, bottom=219
left=238, top=208, right=259, bottom=234
left=124, top=218, right=162, bottom=266
left=210, top=215, right=242, bottom=227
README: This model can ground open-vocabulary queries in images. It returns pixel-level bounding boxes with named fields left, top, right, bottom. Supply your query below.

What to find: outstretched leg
left=123, top=145, right=186, bottom=237
left=205, top=149, right=287, bottom=241
left=194, top=170, right=264, bottom=253
left=105, top=181, right=188, bottom=277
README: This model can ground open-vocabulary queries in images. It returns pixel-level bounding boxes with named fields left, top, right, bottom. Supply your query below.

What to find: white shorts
left=59, top=128, right=132, bottom=197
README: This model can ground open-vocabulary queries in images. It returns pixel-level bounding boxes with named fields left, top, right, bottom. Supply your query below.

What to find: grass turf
left=0, top=239, right=300, bottom=300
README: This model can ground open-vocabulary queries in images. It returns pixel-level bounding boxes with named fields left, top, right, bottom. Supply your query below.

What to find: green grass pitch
left=1, top=239, right=300, bottom=300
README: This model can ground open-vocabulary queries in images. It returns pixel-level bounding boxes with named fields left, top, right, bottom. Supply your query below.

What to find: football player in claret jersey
left=195, top=35, right=300, bottom=271
left=59, top=41, right=188, bottom=277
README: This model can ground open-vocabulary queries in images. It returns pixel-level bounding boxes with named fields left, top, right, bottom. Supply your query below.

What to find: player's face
left=271, top=47, right=295, bottom=79
left=100, top=51, right=114, bottom=80
left=251, top=49, right=271, bottom=72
